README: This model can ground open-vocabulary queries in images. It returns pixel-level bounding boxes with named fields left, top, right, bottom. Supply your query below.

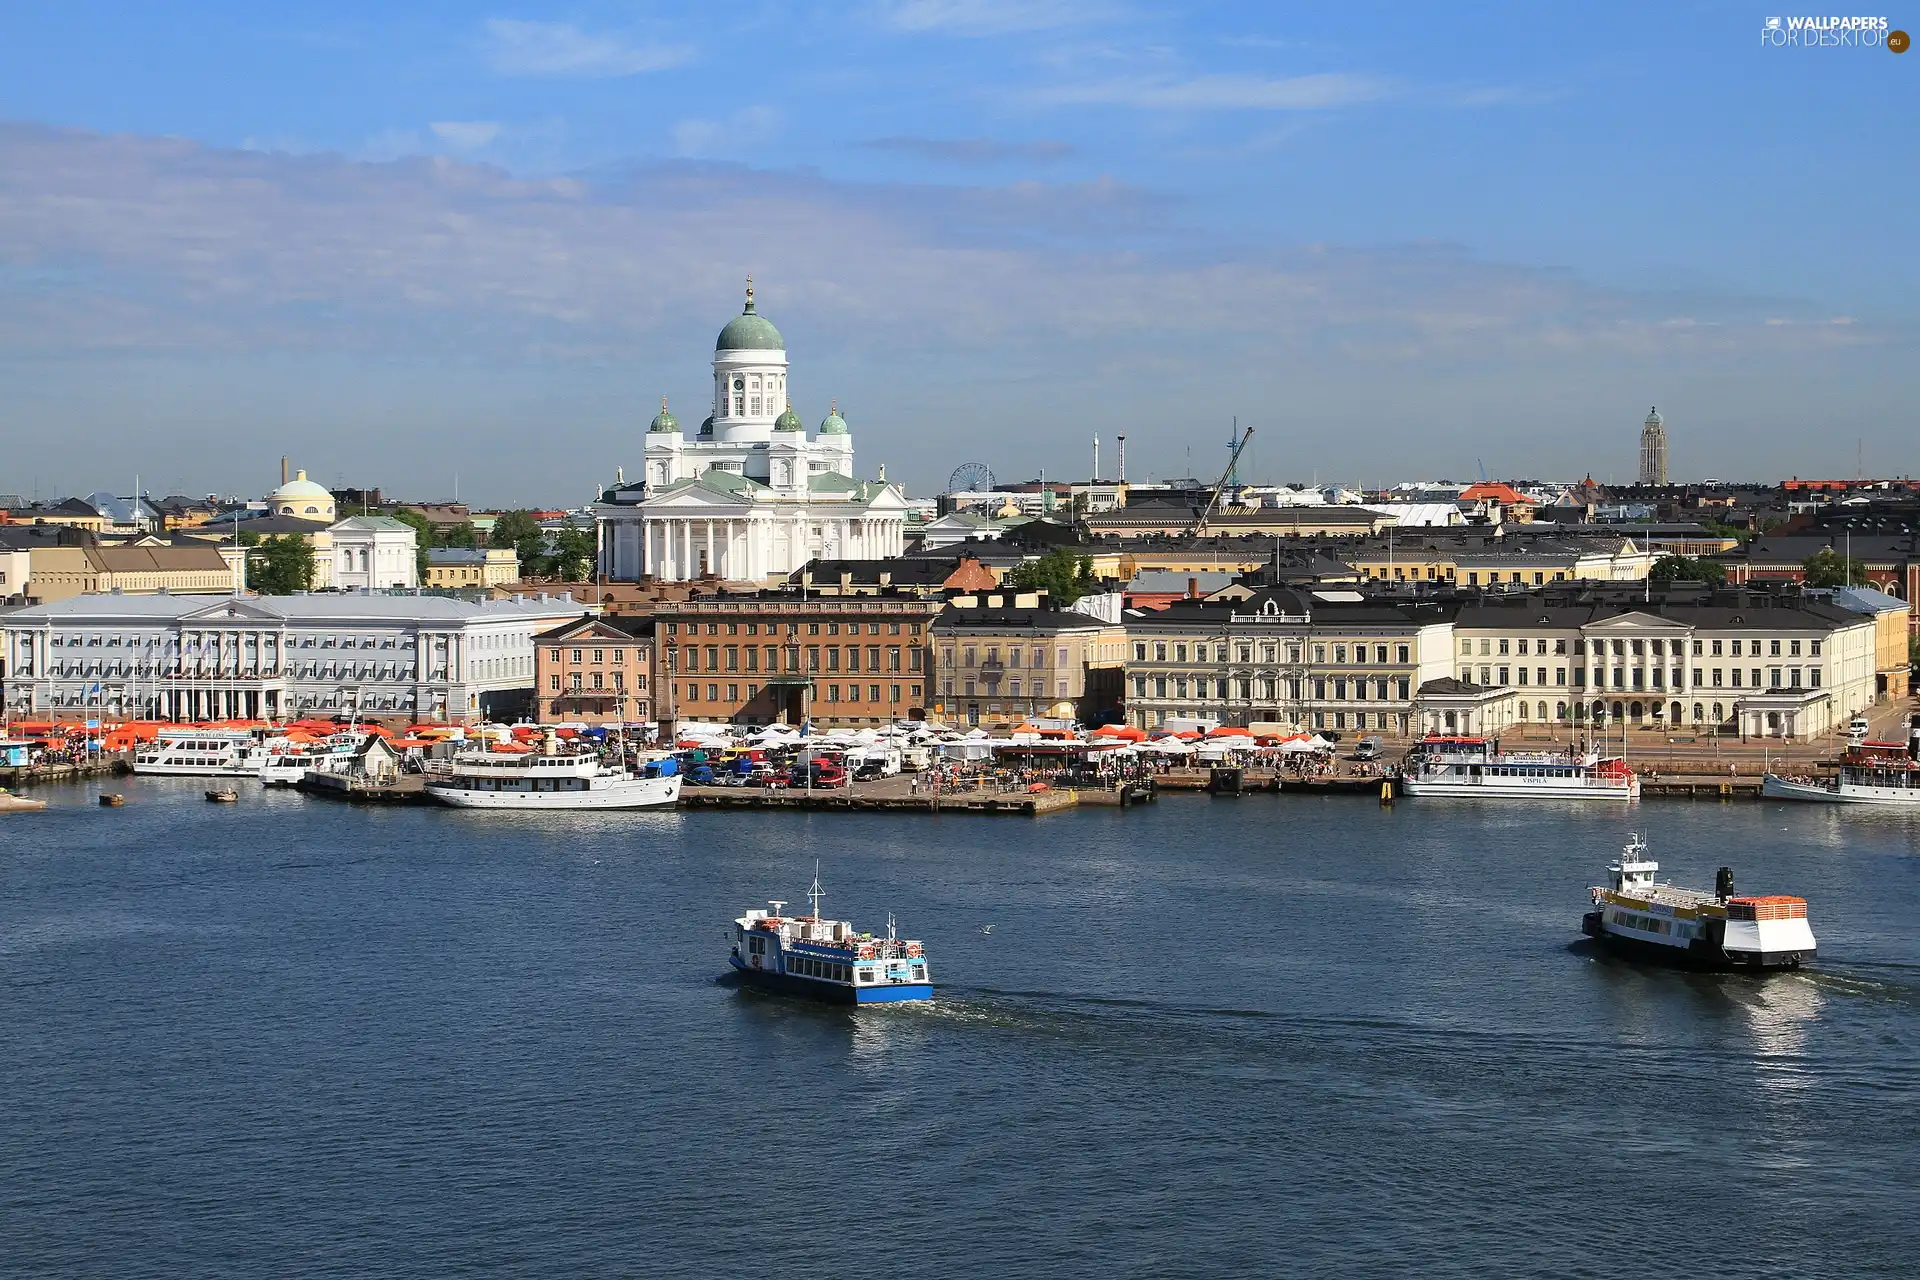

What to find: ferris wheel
left=947, top=462, right=996, bottom=493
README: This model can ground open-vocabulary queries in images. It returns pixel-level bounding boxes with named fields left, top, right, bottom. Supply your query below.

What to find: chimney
left=281, top=456, right=289, bottom=485
left=1116, top=435, right=1127, bottom=482
left=1093, top=435, right=1100, bottom=482
left=1187, top=576, right=1199, bottom=599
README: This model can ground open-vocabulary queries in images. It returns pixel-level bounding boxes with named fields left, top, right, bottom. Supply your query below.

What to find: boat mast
left=808, top=859, right=823, bottom=921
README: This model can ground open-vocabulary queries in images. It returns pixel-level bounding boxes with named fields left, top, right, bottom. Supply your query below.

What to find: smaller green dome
left=715, top=280, right=785, bottom=352
left=648, top=398, right=679, bottom=434
left=818, top=401, right=848, bottom=436
left=699, top=415, right=714, bottom=436
left=774, top=405, right=804, bottom=432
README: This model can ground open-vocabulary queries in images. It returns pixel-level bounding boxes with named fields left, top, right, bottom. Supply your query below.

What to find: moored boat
left=729, top=870, right=932, bottom=1005
left=134, top=729, right=276, bottom=777
left=1581, top=835, right=1815, bottom=970
left=424, top=728, right=679, bottom=810
left=1762, top=722, right=1920, bottom=805
left=1399, top=736, right=1638, bottom=801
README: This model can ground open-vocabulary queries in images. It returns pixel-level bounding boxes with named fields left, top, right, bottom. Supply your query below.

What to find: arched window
left=1519, top=701, right=1529, bottom=720
left=1670, top=702, right=1682, bottom=722
left=1712, top=701, right=1724, bottom=722
left=1555, top=701, right=1568, bottom=721
left=1692, top=702, right=1704, bottom=722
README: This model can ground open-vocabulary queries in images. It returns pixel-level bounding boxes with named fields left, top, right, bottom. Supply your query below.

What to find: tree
left=1802, top=547, right=1868, bottom=588
left=248, top=535, right=315, bottom=595
left=1003, top=546, right=1097, bottom=606
left=1648, top=554, right=1726, bottom=585
left=489, top=509, right=553, bottom=576
left=439, top=521, right=479, bottom=550
left=550, top=527, right=597, bottom=581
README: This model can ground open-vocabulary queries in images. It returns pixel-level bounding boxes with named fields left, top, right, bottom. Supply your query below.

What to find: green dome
left=773, top=406, right=804, bottom=432
left=715, top=282, right=784, bottom=351
left=648, top=399, right=679, bottom=434
left=818, top=402, right=848, bottom=435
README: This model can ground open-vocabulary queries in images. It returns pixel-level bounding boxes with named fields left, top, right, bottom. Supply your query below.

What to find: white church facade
left=594, top=284, right=910, bottom=583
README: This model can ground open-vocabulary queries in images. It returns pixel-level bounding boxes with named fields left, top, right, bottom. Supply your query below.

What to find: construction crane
left=1192, top=425, right=1254, bottom=536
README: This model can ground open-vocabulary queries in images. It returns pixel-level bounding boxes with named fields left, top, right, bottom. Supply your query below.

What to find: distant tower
left=1116, top=434, right=1127, bottom=482
left=1638, top=406, right=1668, bottom=486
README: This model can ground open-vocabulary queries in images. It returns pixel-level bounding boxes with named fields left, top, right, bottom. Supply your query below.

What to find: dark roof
left=934, top=605, right=1113, bottom=633
left=1417, top=677, right=1489, bottom=696
left=0, top=524, right=93, bottom=549
left=533, top=614, right=651, bottom=643
left=790, top=557, right=961, bottom=586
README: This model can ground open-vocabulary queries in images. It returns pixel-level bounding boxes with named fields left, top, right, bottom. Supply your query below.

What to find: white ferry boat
left=1762, top=728, right=1920, bottom=806
left=1399, top=736, right=1638, bottom=801
left=133, top=730, right=279, bottom=777
left=258, top=735, right=363, bottom=788
left=1581, top=836, right=1815, bottom=970
left=424, top=733, right=680, bottom=810
left=729, top=871, right=932, bottom=1005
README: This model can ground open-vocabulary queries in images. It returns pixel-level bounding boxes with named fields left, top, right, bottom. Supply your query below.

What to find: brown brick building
left=656, top=591, right=939, bottom=728
left=533, top=615, right=655, bottom=724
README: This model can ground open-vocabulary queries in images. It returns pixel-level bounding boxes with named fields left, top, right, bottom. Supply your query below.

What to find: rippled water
left=3, top=780, right=1918, bottom=1277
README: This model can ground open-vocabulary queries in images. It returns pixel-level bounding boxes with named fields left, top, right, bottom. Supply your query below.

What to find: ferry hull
left=425, top=777, right=681, bottom=810
left=1401, top=779, right=1637, bottom=801
left=1581, top=911, right=1812, bottom=971
left=728, top=956, right=932, bottom=1005
left=1762, top=773, right=1920, bottom=805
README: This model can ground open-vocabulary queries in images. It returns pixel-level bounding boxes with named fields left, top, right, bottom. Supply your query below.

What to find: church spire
left=744, top=276, right=755, bottom=313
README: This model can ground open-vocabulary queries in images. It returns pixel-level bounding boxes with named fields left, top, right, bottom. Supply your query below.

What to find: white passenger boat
left=258, top=734, right=364, bottom=787
left=133, top=730, right=280, bottom=777
left=424, top=730, right=680, bottom=810
left=1762, top=728, right=1920, bottom=806
left=1581, top=835, right=1815, bottom=970
left=728, top=868, right=933, bottom=1005
left=1398, top=736, right=1638, bottom=800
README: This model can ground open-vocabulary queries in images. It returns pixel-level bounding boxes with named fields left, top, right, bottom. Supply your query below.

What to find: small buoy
left=1379, top=779, right=1394, bottom=806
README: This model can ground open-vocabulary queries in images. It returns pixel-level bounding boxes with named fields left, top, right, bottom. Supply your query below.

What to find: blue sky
left=1, top=1, right=1913, bottom=503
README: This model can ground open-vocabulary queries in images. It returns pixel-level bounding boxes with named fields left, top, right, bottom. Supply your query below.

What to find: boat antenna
left=888, top=911, right=897, bottom=943
left=808, top=859, right=823, bottom=921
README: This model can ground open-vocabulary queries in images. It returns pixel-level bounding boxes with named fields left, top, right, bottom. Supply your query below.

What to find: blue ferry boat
left=728, top=871, right=933, bottom=1005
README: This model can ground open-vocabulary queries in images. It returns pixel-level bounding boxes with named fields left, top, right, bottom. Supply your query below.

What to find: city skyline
left=2, top=3, right=1914, bottom=502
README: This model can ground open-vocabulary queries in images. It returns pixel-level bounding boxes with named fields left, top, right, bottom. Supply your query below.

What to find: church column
left=706, top=520, right=715, bottom=578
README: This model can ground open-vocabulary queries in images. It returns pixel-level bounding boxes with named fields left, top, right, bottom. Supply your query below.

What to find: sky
left=0, top=1, right=1914, bottom=505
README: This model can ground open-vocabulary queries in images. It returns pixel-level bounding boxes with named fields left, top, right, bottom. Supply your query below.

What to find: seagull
left=979, top=925, right=994, bottom=935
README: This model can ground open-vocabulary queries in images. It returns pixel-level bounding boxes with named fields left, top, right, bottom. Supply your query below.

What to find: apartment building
left=654, top=591, right=939, bottom=728
left=1120, top=587, right=1456, bottom=734
left=534, top=616, right=653, bottom=724
left=930, top=605, right=1127, bottom=728
left=1445, top=585, right=1882, bottom=739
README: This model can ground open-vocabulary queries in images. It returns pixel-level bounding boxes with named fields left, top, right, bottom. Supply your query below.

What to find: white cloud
left=481, top=18, right=692, bottom=77
left=430, top=120, right=503, bottom=151
left=876, top=0, right=1112, bottom=36
left=1036, top=71, right=1392, bottom=110
left=671, top=107, right=781, bottom=157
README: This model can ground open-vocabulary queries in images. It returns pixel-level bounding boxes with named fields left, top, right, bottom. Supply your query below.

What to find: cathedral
left=594, top=284, right=910, bottom=582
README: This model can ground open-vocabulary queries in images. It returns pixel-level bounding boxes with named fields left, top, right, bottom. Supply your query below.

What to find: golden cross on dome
left=745, top=276, right=754, bottom=307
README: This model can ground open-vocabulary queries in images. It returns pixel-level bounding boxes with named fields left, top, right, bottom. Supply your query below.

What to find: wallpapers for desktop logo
left=1759, top=15, right=1908, bottom=49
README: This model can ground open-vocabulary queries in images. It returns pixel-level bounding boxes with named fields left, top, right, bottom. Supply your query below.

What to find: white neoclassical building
left=595, top=284, right=910, bottom=583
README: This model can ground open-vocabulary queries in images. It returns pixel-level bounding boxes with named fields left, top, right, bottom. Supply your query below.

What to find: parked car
left=853, top=760, right=888, bottom=781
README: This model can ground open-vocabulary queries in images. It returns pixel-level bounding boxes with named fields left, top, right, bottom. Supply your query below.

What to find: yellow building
left=931, top=601, right=1128, bottom=728
left=24, top=544, right=241, bottom=603
left=1348, top=534, right=1654, bottom=587
left=427, top=547, right=520, bottom=588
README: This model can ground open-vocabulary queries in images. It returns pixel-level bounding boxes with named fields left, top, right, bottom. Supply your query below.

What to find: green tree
left=439, top=521, right=479, bottom=549
left=1003, top=547, right=1097, bottom=606
left=550, top=526, right=597, bottom=581
left=1802, top=547, right=1868, bottom=587
left=1648, top=554, right=1727, bottom=584
left=489, top=509, right=553, bottom=575
left=248, top=535, right=316, bottom=595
